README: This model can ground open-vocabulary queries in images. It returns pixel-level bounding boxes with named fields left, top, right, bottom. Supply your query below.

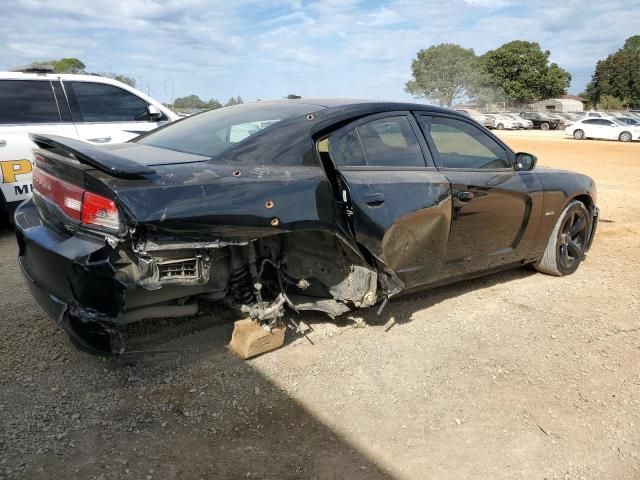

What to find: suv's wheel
left=619, top=131, right=632, bottom=142
left=534, top=200, right=591, bottom=276
left=573, top=129, right=585, bottom=140
left=540, top=122, right=550, bottom=131
left=496, top=123, right=504, bottom=130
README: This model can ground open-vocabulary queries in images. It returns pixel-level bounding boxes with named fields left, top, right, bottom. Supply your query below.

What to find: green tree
left=405, top=44, right=477, bottom=107
left=111, top=74, right=136, bottom=87
left=51, top=58, right=86, bottom=73
left=173, top=94, right=206, bottom=110
left=477, top=41, right=570, bottom=103
left=206, top=98, right=222, bottom=109
left=598, top=94, right=627, bottom=110
left=97, top=72, right=136, bottom=87
left=27, top=57, right=85, bottom=73
left=225, top=96, right=244, bottom=106
left=585, top=35, right=640, bottom=109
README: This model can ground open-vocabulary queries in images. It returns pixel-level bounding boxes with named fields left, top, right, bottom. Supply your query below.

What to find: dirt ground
left=0, top=131, right=639, bottom=479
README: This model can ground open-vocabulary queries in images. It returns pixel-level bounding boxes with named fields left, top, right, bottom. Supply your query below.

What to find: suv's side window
left=65, top=82, right=151, bottom=123
left=330, top=116, right=426, bottom=168
left=418, top=116, right=511, bottom=169
left=0, top=80, right=61, bottom=124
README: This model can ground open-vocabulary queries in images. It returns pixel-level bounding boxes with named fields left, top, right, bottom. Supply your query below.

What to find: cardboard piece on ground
left=229, top=318, right=286, bottom=359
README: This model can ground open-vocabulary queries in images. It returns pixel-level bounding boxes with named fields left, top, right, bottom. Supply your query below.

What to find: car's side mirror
left=148, top=105, right=163, bottom=121
left=515, top=152, right=537, bottom=171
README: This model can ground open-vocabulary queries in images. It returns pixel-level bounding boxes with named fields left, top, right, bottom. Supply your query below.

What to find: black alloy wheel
left=556, top=206, right=589, bottom=273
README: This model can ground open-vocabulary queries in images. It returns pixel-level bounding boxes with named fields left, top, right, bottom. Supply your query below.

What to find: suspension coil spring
left=229, top=265, right=255, bottom=305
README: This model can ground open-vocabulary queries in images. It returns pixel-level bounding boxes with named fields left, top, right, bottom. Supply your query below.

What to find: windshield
left=137, top=102, right=322, bottom=157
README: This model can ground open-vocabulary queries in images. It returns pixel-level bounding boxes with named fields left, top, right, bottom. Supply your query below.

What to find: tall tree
left=51, top=58, right=86, bottom=73
left=111, top=74, right=136, bottom=87
left=28, top=57, right=85, bottom=73
left=477, top=41, right=570, bottom=103
left=173, top=94, right=206, bottom=110
left=206, top=98, right=222, bottom=109
left=405, top=44, right=477, bottom=107
left=99, top=72, right=136, bottom=87
left=585, top=35, right=640, bottom=109
left=598, top=94, right=627, bottom=110
left=225, top=96, right=244, bottom=106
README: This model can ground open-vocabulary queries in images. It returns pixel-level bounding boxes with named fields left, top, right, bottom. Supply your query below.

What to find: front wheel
left=496, top=123, right=504, bottom=130
left=573, top=129, right=585, bottom=140
left=619, top=131, right=632, bottom=142
left=540, top=122, right=550, bottom=131
left=534, top=200, right=591, bottom=276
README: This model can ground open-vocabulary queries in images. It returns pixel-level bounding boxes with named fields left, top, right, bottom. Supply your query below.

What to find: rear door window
left=330, top=129, right=367, bottom=166
left=330, top=115, right=427, bottom=168
left=0, top=80, right=61, bottom=124
left=65, top=81, right=150, bottom=122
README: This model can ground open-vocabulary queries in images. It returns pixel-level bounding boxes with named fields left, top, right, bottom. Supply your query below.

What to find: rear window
left=0, top=80, right=61, bottom=124
left=137, top=103, right=321, bottom=157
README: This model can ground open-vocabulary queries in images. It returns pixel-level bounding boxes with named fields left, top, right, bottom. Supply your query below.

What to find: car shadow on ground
left=14, top=330, right=394, bottom=479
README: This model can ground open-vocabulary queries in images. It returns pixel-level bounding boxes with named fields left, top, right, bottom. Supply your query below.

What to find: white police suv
left=0, top=68, right=178, bottom=221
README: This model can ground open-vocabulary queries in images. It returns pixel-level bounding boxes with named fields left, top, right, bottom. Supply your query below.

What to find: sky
left=1, top=0, right=639, bottom=104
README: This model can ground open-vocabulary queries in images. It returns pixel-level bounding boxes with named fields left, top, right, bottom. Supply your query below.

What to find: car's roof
left=244, top=97, right=455, bottom=117
left=0, top=71, right=128, bottom=83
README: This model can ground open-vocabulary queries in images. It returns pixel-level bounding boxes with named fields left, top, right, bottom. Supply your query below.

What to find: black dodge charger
left=15, top=99, right=598, bottom=354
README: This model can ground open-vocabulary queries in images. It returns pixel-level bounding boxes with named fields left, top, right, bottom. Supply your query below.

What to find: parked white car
left=502, top=113, right=532, bottom=129
left=454, top=108, right=495, bottom=129
left=574, top=111, right=614, bottom=119
left=565, top=118, right=640, bottom=142
left=485, top=113, right=520, bottom=130
left=0, top=69, right=178, bottom=220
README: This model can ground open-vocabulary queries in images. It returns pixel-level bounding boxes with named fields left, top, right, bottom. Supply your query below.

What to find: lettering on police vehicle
left=1, top=159, right=33, bottom=183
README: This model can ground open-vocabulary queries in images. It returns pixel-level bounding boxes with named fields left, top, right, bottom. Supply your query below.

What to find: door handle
left=457, top=191, right=475, bottom=202
left=364, top=193, right=385, bottom=206
left=87, top=136, right=111, bottom=143
left=0, top=140, right=6, bottom=147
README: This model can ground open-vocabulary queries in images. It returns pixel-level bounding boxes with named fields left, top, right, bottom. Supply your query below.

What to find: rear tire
left=619, top=131, right=632, bottom=142
left=573, top=129, right=585, bottom=140
left=534, top=200, right=591, bottom=276
left=540, top=122, right=550, bottom=131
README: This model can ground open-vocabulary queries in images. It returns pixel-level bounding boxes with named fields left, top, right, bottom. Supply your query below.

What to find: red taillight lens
left=81, top=191, right=120, bottom=230
left=33, top=167, right=120, bottom=232
left=33, top=168, right=83, bottom=220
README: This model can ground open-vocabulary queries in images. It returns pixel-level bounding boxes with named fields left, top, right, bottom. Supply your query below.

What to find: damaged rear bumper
left=15, top=200, right=125, bottom=354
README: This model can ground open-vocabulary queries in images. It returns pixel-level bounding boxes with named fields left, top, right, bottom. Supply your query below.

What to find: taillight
left=33, top=168, right=83, bottom=220
left=33, top=167, right=120, bottom=232
left=81, top=191, right=120, bottom=230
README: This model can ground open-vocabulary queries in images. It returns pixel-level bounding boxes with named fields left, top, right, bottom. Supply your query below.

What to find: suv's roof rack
left=10, top=65, right=55, bottom=74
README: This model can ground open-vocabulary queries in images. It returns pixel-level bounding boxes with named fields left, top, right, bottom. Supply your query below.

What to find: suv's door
left=63, top=81, right=167, bottom=145
left=0, top=79, right=79, bottom=209
left=416, top=114, right=543, bottom=276
left=326, top=112, right=452, bottom=290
